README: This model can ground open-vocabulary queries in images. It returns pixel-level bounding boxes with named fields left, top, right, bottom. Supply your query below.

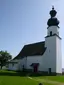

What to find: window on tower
left=50, top=31, right=52, bottom=36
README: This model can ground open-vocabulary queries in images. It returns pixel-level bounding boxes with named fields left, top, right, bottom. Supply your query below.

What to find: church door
left=48, top=68, right=51, bottom=75
left=34, top=65, right=38, bottom=72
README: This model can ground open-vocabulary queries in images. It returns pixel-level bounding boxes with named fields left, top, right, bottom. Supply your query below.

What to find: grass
left=36, top=76, right=64, bottom=83
left=0, top=70, right=64, bottom=85
left=0, top=76, right=55, bottom=85
left=0, top=70, right=55, bottom=85
left=0, top=75, right=54, bottom=85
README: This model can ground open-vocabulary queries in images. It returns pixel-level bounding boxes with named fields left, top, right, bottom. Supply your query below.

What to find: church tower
left=45, top=7, right=62, bottom=74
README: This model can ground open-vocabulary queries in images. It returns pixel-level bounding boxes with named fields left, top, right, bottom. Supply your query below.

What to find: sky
left=0, top=0, right=64, bottom=67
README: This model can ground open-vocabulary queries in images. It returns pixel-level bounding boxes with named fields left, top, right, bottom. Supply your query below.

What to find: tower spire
left=47, top=7, right=59, bottom=27
left=50, top=6, right=57, bottom=18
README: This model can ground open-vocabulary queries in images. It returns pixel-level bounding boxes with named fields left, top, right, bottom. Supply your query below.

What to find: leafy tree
left=0, top=50, right=12, bottom=69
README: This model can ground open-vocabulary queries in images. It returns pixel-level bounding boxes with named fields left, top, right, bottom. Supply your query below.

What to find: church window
left=50, top=31, right=52, bottom=36
left=12, top=63, right=14, bottom=66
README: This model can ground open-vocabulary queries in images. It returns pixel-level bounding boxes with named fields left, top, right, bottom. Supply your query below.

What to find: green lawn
left=0, top=70, right=63, bottom=85
left=35, top=76, right=64, bottom=83
left=0, top=75, right=54, bottom=85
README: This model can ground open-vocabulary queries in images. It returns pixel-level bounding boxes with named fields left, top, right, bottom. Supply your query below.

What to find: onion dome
left=47, top=6, right=59, bottom=27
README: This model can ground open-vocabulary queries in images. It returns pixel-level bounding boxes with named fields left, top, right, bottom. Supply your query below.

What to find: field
left=0, top=70, right=64, bottom=85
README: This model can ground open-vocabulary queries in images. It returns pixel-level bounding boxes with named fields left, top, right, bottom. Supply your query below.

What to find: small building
left=8, top=7, right=62, bottom=74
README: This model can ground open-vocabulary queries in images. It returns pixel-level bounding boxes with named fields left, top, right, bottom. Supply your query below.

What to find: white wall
left=8, top=58, right=27, bottom=71
left=26, top=56, right=43, bottom=71
left=47, top=26, right=59, bottom=36
left=44, top=34, right=62, bottom=73
left=8, top=59, right=20, bottom=71
left=18, top=57, right=27, bottom=70
left=44, top=36, right=56, bottom=72
left=56, top=37, right=62, bottom=73
left=8, top=63, right=18, bottom=71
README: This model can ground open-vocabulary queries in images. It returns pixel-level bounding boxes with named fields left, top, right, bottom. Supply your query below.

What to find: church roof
left=13, top=41, right=46, bottom=59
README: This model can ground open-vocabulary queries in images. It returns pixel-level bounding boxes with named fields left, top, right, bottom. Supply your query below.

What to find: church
left=7, top=7, right=62, bottom=74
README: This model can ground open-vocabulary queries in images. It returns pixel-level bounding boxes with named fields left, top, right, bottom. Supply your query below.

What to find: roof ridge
left=25, top=41, right=45, bottom=46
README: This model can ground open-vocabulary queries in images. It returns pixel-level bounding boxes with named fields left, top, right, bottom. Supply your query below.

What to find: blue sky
left=0, top=0, right=64, bottom=67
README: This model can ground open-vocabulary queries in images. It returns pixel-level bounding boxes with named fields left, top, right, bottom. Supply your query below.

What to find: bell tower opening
left=50, top=31, right=52, bottom=36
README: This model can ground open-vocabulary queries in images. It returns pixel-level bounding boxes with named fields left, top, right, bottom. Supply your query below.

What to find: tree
left=0, top=50, right=12, bottom=69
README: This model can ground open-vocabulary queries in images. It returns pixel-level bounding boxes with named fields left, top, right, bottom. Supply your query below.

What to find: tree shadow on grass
left=0, top=70, right=57, bottom=77
left=0, top=70, right=27, bottom=76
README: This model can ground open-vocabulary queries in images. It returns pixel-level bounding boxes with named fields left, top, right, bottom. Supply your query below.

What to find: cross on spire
left=52, top=6, right=54, bottom=10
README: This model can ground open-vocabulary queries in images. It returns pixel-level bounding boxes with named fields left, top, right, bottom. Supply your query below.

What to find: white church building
left=7, top=7, right=62, bottom=75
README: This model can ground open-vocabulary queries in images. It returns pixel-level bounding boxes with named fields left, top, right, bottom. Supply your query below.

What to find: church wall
left=56, top=37, right=62, bottom=73
left=44, top=36, right=57, bottom=73
left=8, top=63, right=18, bottom=71
left=8, top=59, right=20, bottom=71
left=47, top=26, right=59, bottom=36
left=41, top=50, right=49, bottom=72
left=8, top=58, right=27, bottom=71
left=18, top=57, right=27, bottom=70
left=26, top=56, right=43, bottom=71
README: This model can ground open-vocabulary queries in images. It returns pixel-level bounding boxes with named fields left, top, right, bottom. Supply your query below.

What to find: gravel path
left=27, top=76, right=64, bottom=85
